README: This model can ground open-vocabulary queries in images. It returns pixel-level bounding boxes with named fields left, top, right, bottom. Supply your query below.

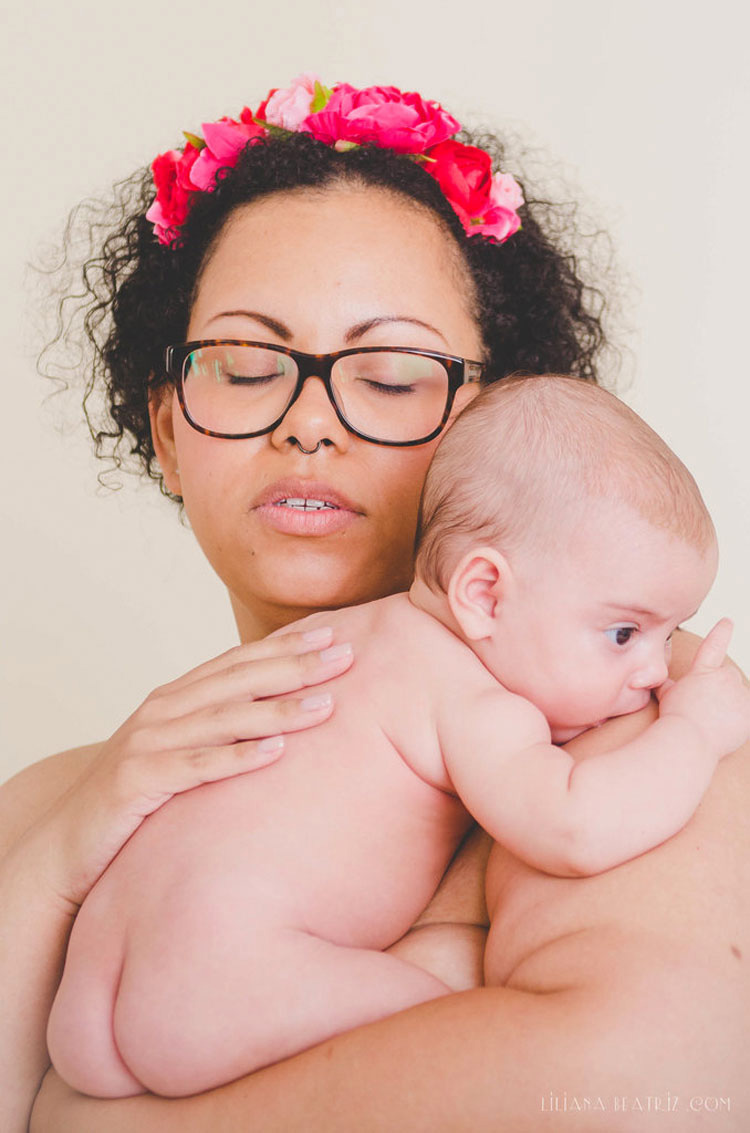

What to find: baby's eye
left=605, top=625, right=638, bottom=647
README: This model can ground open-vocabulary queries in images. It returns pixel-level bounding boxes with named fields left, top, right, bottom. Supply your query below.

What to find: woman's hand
left=40, top=626, right=353, bottom=908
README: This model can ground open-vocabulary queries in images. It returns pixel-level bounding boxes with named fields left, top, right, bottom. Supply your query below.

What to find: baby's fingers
left=654, top=677, right=675, bottom=702
left=690, top=618, right=734, bottom=675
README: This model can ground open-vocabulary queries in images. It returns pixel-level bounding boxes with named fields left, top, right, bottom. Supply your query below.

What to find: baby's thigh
left=116, top=925, right=447, bottom=1096
left=47, top=875, right=143, bottom=1096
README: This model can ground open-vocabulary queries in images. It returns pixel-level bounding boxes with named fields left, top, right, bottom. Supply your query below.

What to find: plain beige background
left=1, top=1, right=748, bottom=781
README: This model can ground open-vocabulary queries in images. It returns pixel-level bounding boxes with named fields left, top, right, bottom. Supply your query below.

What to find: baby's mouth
left=274, top=498, right=340, bottom=511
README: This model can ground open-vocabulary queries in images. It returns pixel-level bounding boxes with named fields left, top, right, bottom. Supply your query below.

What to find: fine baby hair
left=46, top=75, right=609, bottom=498
left=416, top=375, right=715, bottom=592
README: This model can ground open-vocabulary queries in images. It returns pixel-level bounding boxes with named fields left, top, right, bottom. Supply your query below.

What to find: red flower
left=427, top=140, right=523, bottom=242
left=146, top=143, right=202, bottom=245
left=426, top=139, right=493, bottom=224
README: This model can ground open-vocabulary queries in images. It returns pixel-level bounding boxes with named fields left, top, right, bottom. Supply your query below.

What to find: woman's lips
left=251, top=479, right=363, bottom=536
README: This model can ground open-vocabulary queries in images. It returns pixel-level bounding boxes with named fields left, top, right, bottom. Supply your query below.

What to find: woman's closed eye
left=228, top=372, right=284, bottom=385
left=604, top=625, right=638, bottom=647
left=360, top=378, right=417, bottom=396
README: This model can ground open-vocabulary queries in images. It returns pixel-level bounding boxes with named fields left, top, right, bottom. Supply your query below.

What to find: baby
left=48, top=375, right=750, bottom=1099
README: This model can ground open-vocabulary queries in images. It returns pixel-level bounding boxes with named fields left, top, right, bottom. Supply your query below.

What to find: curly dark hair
left=42, top=129, right=612, bottom=500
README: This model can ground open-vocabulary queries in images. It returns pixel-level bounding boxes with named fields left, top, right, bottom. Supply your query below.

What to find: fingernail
left=303, top=626, right=334, bottom=645
left=318, top=643, right=353, bottom=663
left=258, top=735, right=285, bottom=754
left=301, top=693, right=333, bottom=711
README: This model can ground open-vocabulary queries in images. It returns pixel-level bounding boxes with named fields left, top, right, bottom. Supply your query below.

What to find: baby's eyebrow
left=599, top=603, right=657, bottom=619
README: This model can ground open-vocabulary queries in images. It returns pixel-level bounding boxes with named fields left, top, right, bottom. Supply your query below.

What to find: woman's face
left=151, top=185, right=484, bottom=640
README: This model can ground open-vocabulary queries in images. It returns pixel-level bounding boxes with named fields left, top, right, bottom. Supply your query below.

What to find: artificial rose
left=145, top=143, right=202, bottom=245
left=302, top=83, right=460, bottom=154
left=261, top=72, right=320, bottom=130
left=468, top=171, right=524, bottom=242
left=426, top=140, right=493, bottom=224
left=189, top=116, right=267, bottom=192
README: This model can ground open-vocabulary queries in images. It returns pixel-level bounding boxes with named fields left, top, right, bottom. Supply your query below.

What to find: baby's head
left=414, top=375, right=718, bottom=740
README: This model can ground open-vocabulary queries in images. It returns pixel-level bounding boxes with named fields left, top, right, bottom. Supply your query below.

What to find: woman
left=3, top=78, right=748, bottom=1131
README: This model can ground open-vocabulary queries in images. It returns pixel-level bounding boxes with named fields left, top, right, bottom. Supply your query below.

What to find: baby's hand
left=656, top=619, right=750, bottom=759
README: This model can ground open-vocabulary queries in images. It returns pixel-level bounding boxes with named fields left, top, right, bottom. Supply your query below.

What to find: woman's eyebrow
left=203, top=311, right=448, bottom=346
left=344, top=316, right=448, bottom=345
left=206, top=310, right=292, bottom=339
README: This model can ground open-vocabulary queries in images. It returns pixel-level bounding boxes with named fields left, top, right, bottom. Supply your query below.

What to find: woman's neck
left=230, top=591, right=333, bottom=644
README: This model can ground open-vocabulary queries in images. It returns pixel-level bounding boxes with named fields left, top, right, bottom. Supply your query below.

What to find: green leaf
left=252, top=118, right=293, bottom=139
left=182, top=131, right=205, bottom=151
left=310, top=81, right=333, bottom=113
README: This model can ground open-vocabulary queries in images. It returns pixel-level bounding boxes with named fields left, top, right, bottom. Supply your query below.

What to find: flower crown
left=146, top=74, right=524, bottom=248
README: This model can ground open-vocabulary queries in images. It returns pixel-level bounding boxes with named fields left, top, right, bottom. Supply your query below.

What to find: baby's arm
left=440, top=621, right=750, bottom=876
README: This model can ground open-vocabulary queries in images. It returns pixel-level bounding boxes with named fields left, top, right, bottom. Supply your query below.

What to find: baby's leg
left=47, top=894, right=144, bottom=1098
left=113, top=926, right=450, bottom=1097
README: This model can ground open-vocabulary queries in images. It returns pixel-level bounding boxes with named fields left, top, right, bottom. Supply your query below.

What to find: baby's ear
left=447, top=547, right=511, bottom=640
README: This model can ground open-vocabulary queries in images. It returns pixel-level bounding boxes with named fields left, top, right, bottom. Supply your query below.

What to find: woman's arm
left=32, top=630, right=750, bottom=1131
left=30, top=935, right=744, bottom=1133
left=0, top=748, right=94, bottom=1133
left=1, top=631, right=353, bottom=1133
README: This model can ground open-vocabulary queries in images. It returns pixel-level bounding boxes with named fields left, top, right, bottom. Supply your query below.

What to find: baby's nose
left=631, top=651, right=670, bottom=690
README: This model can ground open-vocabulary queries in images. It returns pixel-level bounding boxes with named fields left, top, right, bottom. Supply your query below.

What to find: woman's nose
left=269, top=375, right=350, bottom=454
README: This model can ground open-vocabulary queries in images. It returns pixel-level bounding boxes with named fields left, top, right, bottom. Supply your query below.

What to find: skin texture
left=46, top=532, right=747, bottom=1099
left=26, top=652, right=750, bottom=1131
left=1, top=183, right=748, bottom=1131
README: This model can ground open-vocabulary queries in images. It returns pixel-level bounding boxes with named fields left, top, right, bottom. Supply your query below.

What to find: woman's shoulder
left=0, top=742, right=103, bottom=858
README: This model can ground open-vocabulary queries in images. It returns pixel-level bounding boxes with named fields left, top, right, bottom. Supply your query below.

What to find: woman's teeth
left=275, top=498, right=338, bottom=511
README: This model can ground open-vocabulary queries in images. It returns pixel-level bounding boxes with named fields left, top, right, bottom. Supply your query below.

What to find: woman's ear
left=148, top=384, right=181, bottom=495
left=447, top=546, right=512, bottom=641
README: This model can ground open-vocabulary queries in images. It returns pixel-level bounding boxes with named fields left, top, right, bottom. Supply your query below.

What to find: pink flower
left=302, top=83, right=460, bottom=154
left=145, top=143, right=202, bottom=245
left=261, top=72, right=320, bottom=130
left=189, top=116, right=267, bottom=192
left=469, top=172, right=524, bottom=242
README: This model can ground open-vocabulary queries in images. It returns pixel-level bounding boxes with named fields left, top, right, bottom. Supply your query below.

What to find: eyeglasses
left=165, top=340, right=484, bottom=446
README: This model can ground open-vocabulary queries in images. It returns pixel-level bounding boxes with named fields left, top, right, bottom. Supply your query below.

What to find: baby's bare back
left=97, top=595, right=469, bottom=945
left=49, top=594, right=478, bottom=1095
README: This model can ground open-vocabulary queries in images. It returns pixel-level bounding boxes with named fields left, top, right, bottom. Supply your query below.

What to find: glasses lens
left=332, top=352, right=450, bottom=442
left=181, top=344, right=298, bottom=435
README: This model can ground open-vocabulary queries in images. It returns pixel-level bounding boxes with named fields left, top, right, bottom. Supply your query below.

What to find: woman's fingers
left=144, top=641, right=353, bottom=721
left=136, top=687, right=338, bottom=752
left=153, top=626, right=338, bottom=696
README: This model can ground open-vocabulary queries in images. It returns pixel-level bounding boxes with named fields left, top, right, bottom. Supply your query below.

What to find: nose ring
left=294, top=439, right=323, bottom=456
